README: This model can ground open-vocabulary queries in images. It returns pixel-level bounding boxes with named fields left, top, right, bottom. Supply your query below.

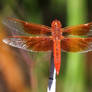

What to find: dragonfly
left=3, top=17, right=92, bottom=75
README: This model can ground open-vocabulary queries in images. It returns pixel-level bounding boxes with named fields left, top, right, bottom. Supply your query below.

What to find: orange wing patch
left=61, top=37, right=92, bottom=52
left=62, top=22, right=92, bottom=36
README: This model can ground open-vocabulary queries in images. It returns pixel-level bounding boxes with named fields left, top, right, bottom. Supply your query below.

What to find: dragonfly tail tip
left=56, top=71, right=59, bottom=75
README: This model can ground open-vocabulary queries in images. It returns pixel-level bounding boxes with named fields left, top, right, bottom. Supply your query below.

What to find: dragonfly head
left=51, top=20, right=62, bottom=29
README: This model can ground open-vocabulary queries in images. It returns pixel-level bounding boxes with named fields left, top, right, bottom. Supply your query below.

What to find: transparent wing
left=3, top=17, right=51, bottom=35
left=3, top=36, right=53, bottom=51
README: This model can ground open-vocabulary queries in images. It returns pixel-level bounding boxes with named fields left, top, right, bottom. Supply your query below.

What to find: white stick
left=47, top=68, right=56, bottom=92
left=47, top=53, right=56, bottom=92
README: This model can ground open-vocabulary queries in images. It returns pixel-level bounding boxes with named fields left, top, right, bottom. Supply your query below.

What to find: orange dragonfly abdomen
left=53, top=40, right=61, bottom=75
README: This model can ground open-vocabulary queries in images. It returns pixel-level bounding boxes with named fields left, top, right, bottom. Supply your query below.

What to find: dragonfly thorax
left=51, top=20, right=62, bottom=40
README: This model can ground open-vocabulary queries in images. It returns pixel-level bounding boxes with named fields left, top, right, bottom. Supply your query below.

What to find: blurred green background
left=0, top=0, right=92, bottom=92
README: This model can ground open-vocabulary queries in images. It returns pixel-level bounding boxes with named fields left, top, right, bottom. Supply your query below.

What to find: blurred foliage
left=63, top=0, right=87, bottom=92
left=0, top=0, right=92, bottom=92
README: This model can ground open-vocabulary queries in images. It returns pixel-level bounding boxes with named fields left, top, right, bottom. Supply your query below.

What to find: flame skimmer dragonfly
left=3, top=17, right=92, bottom=75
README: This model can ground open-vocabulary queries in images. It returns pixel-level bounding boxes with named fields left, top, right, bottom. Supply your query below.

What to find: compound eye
left=51, top=20, right=62, bottom=28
